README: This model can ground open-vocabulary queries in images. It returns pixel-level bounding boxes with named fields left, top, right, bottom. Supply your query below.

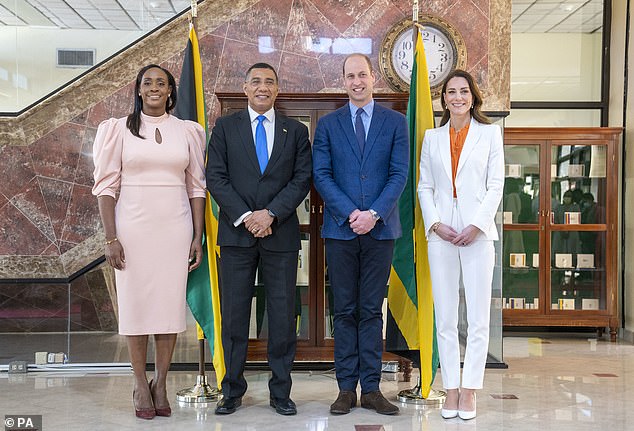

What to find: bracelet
left=431, top=222, right=441, bottom=233
left=105, top=237, right=118, bottom=245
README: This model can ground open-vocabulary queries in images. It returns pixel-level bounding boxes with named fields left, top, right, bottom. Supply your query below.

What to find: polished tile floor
left=1, top=333, right=633, bottom=430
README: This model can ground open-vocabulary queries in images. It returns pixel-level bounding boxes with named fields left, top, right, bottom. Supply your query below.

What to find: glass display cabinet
left=502, top=128, right=621, bottom=341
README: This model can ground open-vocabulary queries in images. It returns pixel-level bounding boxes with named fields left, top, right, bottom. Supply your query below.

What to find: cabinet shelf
left=550, top=267, right=604, bottom=272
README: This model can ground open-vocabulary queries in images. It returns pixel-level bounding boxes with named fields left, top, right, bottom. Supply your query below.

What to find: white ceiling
left=0, top=0, right=604, bottom=33
left=512, top=0, right=604, bottom=33
left=0, top=0, right=192, bottom=30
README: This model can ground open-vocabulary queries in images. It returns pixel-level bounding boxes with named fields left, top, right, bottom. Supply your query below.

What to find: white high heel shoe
left=441, top=389, right=459, bottom=419
left=458, top=392, right=476, bottom=420
left=441, top=407, right=458, bottom=419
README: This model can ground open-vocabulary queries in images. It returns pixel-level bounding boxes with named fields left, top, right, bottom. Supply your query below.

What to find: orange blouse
left=449, top=124, right=470, bottom=198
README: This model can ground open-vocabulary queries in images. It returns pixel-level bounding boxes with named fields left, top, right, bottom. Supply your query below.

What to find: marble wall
left=0, top=0, right=509, bottom=330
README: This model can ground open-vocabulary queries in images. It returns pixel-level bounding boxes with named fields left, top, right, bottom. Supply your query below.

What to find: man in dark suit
left=313, top=54, right=409, bottom=415
left=206, top=63, right=312, bottom=416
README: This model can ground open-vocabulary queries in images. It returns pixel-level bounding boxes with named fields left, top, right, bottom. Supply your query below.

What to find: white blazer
left=417, top=118, right=504, bottom=241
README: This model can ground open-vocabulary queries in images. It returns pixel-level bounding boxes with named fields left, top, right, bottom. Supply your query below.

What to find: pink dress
left=92, top=112, right=206, bottom=335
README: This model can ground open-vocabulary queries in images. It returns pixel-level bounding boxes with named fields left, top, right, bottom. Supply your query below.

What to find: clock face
left=391, top=26, right=456, bottom=88
left=379, top=16, right=467, bottom=97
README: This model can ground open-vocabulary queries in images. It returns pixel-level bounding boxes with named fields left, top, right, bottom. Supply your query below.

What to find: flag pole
left=176, top=0, right=221, bottom=404
left=395, top=0, right=446, bottom=406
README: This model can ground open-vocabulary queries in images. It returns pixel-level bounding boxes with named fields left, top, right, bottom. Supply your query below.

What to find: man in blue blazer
left=313, top=53, right=409, bottom=415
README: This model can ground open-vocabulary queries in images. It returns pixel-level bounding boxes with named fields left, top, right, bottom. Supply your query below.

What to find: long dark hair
left=126, top=64, right=177, bottom=138
left=439, top=69, right=490, bottom=126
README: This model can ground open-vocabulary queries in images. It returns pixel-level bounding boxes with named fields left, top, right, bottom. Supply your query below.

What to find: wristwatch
left=369, top=209, right=380, bottom=221
left=267, top=209, right=276, bottom=219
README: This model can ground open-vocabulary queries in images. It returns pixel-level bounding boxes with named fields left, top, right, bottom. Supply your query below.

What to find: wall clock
left=379, top=15, right=467, bottom=98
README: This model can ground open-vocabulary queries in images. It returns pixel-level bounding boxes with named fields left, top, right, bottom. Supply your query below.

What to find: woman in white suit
left=417, top=70, right=504, bottom=420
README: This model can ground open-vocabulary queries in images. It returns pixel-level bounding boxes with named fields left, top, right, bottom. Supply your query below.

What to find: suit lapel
left=439, top=122, right=453, bottom=181
left=264, top=114, right=288, bottom=175
left=364, top=105, right=385, bottom=160
left=337, top=107, right=362, bottom=162
left=456, top=118, right=482, bottom=176
left=237, top=110, right=261, bottom=173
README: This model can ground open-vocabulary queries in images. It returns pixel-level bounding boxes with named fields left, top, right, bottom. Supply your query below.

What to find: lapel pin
left=283, top=128, right=287, bottom=133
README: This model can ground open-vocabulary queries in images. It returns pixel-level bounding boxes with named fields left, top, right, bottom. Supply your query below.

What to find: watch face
left=379, top=15, right=467, bottom=96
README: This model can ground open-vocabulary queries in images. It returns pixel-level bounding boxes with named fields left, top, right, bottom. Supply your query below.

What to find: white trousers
left=427, top=201, right=494, bottom=389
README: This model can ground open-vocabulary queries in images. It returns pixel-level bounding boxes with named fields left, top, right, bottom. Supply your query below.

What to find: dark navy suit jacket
left=312, top=102, right=409, bottom=240
left=206, top=109, right=312, bottom=251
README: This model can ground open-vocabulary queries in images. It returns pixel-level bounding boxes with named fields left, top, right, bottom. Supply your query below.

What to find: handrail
left=0, top=256, right=106, bottom=285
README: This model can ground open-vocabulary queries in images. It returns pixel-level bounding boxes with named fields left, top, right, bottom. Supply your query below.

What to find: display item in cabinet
left=509, top=297, right=525, bottom=309
left=564, top=211, right=581, bottom=224
left=509, top=253, right=527, bottom=268
left=582, top=298, right=599, bottom=310
left=567, top=164, right=585, bottom=177
left=532, top=253, right=539, bottom=268
left=551, top=164, right=557, bottom=178
left=555, top=253, right=573, bottom=268
left=503, top=211, right=513, bottom=224
left=503, top=297, right=539, bottom=310
left=576, top=253, right=594, bottom=269
left=505, top=164, right=522, bottom=178
left=558, top=298, right=575, bottom=310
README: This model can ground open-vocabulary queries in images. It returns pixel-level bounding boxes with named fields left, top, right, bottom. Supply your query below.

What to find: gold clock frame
left=379, top=14, right=467, bottom=97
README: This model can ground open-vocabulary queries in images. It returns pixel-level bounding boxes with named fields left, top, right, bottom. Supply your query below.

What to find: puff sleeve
left=184, top=120, right=207, bottom=199
left=92, top=118, right=125, bottom=198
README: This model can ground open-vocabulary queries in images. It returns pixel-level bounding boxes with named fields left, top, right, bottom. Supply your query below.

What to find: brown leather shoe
left=360, top=391, right=399, bottom=415
left=330, top=390, right=357, bottom=415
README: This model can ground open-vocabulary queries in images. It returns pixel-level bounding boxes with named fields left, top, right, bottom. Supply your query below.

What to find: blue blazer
left=312, top=103, right=409, bottom=240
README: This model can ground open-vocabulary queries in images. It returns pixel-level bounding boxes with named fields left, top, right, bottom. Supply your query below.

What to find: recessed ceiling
left=512, top=0, right=604, bottom=33
left=0, top=0, right=604, bottom=33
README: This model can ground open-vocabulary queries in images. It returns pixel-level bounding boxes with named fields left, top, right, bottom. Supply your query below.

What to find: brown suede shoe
left=360, top=391, right=399, bottom=415
left=330, top=390, right=357, bottom=415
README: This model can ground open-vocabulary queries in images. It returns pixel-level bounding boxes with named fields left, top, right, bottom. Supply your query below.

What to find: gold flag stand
left=176, top=338, right=221, bottom=404
left=398, top=376, right=446, bottom=405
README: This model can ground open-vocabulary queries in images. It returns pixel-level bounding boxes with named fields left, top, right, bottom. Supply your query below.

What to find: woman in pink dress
left=92, top=64, right=206, bottom=419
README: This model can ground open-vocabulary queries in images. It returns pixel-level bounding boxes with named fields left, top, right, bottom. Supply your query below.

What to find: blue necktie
left=255, top=115, right=268, bottom=174
left=355, top=108, right=365, bottom=153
